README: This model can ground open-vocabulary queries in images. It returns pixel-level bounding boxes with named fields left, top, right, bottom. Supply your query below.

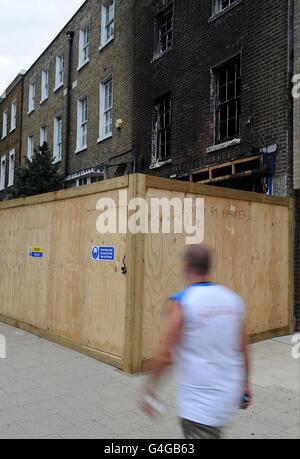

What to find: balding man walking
left=141, top=244, right=251, bottom=440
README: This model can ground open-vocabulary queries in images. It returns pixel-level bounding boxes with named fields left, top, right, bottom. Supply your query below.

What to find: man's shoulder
left=170, top=289, right=187, bottom=303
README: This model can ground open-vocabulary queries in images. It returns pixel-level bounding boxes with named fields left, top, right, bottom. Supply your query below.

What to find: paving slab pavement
left=0, top=323, right=299, bottom=439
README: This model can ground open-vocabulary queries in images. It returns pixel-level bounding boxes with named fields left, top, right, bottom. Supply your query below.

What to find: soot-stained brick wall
left=133, top=0, right=292, bottom=196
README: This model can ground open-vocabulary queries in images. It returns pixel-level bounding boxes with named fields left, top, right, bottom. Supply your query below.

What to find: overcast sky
left=0, top=0, right=85, bottom=94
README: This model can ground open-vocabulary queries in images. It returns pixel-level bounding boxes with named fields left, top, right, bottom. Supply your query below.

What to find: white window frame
left=10, top=101, right=17, bottom=131
left=53, top=115, right=62, bottom=163
left=100, top=0, right=115, bottom=49
left=41, top=70, right=49, bottom=103
left=8, top=149, right=15, bottom=187
left=0, top=155, right=6, bottom=191
left=76, top=96, right=88, bottom=153
left=76, top=177, right=91, bottom=187
left=2, top=110, right=8, bottom=139
left=78, top=24, right=90, bottom=70
left=98, top=76, right=113, bottom=142
left=28, top=81, right=36, bottom=114
left=54, top=55, right=64, bottom=91
left=40, top=125, right=48, bottom=146
left=27, top=135, right=34, bottom=161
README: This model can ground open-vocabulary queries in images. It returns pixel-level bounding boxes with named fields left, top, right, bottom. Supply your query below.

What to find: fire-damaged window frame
left=213, top=0, right=240, bottom=15
left=151, top=93, right=172, bottom=167
left=153, top=1, right=175, bottom=60
left=214, top=54, right=241, bottom=145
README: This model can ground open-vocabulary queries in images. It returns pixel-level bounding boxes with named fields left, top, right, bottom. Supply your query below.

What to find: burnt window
left=154, top=2, right=174, bottom=58
left=152, top=94, right=172, bottom=163
left=215, top=55, right=241, bottom=143
left=215, top=0, right=238, bottom=13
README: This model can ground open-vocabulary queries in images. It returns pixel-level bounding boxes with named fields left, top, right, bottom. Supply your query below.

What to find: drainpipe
left=64, top=31, right=74, bottom=179
left=19, top=76, right=24, bottom=168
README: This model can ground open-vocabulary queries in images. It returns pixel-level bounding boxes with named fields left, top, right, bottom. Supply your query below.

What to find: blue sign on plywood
left=92, top=246, right=115, bottom=262
left=29, top=246, right=44, bottom=258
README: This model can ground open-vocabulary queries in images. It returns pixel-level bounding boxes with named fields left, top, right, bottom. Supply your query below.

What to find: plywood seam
left=124, top=174, right=146, bottom=373
left=289, top=198, right=296, bottom=333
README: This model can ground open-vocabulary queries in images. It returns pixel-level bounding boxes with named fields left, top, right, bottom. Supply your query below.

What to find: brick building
left=293, top=0, right=300, bottom=330
left=21, top=0, right=135, bottom=187
left=0, top=1, right=298, bottom=326
left=0, top=72, right=25, bottom=200
left=2, top=0, right=294, bottom=194
left=133, top=0, right=294, bottom=196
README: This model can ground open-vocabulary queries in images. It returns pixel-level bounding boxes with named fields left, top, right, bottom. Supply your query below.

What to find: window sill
left=0, top=187, right=5, bottom=192
left=40, top=97, right=48, bottom=105
left=77, top=60, right=89, bottom=72
left=52, top=157, right=61, bottom=164
left=97, top=134, right=112, bottom=143
left=75, top=145, right=87, bottom=154
left=10, top=128, right=16, bottom=134
left=27, top=109, right=35, bottom=116
left=149, top=158, right=172, bottom=170
left=207, top=138, right=241, bottom=153
left=99, top=37, right=114, bottom=52
left=209, top=0, right=242, bottom=23
left=152, top=47, right=173, bottom=63
left=54, top=83, right=64, bottom=93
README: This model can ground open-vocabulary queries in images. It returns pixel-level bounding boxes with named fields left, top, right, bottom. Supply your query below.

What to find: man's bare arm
left=150, top=300, right=184, bottom=384
left=140, top=300, right=183, bottom=416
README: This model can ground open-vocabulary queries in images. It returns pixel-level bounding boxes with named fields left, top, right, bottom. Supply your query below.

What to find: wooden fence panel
left=142, top=181, right=292, bottom=363
left=47, top=198, right=84, bottom=341
left=0, top=175, right=293, bottom=373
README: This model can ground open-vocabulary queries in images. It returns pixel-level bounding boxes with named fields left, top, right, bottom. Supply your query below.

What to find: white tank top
left=171, top=283, right=246, bottom=427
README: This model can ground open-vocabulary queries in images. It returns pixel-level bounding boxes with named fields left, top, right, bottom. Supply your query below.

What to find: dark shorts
left=181, top=418, right=223, bottom=440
